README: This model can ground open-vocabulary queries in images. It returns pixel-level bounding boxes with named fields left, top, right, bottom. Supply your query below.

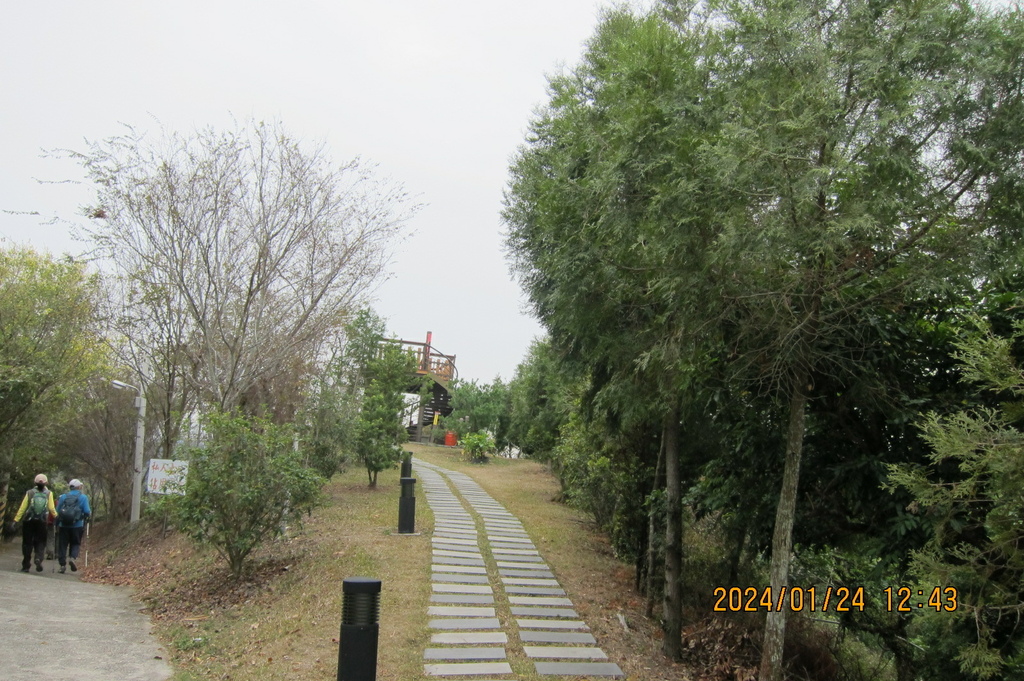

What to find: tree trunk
left=662, top=405, right=683, bottom=660
left=645, top=437, right=666, bottom=619
left=759, top=372, right=809, bottom=681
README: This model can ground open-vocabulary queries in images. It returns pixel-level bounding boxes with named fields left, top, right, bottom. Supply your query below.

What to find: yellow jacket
left=14, top=487, right=57, bottom=522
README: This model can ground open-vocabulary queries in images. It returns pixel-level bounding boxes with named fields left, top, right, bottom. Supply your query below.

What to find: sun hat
left=34, top=474, right=47, bottom=484
left=69, top=479, right=83, bottom=489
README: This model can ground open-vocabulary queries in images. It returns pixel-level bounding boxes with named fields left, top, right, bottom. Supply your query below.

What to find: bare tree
left=73, top=120, right=415, bottom=416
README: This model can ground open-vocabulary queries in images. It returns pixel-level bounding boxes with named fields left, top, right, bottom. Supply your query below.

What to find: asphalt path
left=0, top=537, right=173, bottom=680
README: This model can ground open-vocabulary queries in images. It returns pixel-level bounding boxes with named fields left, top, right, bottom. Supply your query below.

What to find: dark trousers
left=21, top=519, right=47, bottom=569
left=57, top=526, right=85, bottom=565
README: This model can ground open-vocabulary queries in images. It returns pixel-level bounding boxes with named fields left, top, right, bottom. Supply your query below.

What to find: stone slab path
left=414, top=457, right=624, bottom=679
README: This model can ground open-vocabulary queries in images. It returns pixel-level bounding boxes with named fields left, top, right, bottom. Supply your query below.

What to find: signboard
left=146, top=459, right=189, bottom=495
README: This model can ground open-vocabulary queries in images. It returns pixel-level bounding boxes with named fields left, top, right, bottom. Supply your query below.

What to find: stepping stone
left=434, top=562, right=487, bottom=571
left=424, top=662, right=513, bottom=676
left=432, top=573, right=490, bottom=584
left=500, top=569, right=554, bottom=579
left=502, top=578, right=559, bottom=586
left=433, top=549, right=485, bottom=559
left=496, top=562, right=549, bottom=570
left=492, top=548, right=540, bottom=556
left=433, top=584, right=492, bottom=594
left=493, top=555, right=545, bottom=563
left=510, top=607, right=578, bottom=618
left=534, top=662, right=623, bottom=677
left=424, top=647, right=507, bottom=660
left=433, top=556, right=486, bottom=567
left=524, top=646, right=607, bottom=659
left=428, top=606, right=497, bottom=617
left=505, top=587, right=567, bottom=596
left=429, top=618, right=502, bottom=630
left=489, top=537, right=533, bottom=544
left=431, top=632, right=508, bottom=645
left=431, top=593, right=496, bottom=604
left=517, top=619, right=589, bottom=630
left=432, top=537, right=478, bottom=547
left=520, top=631, right=597, bottom=644
left=509, top=596, right=573, bottom=606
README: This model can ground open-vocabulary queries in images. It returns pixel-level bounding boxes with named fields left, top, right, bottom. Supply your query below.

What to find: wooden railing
left=386, top=333, right=457, bottom=384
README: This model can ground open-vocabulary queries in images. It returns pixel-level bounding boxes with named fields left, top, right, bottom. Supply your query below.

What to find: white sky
left=0, top=0, right=625, bottom=383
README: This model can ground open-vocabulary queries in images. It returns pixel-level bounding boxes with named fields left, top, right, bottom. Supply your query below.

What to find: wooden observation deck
left=388, top=332, right=457, bottom=443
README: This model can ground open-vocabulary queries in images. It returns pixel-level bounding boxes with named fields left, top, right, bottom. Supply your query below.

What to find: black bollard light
left=398, top=476, right=417, bottom=534
left=338, top=577, right=381, bottom=681
left=400, top=452, right=412, bottom=478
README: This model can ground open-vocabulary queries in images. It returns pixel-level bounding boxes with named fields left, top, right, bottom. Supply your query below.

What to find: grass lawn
left=86, top=445, right=689, bottom=680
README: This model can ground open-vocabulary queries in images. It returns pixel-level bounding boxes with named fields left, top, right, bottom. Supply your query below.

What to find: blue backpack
left=58, top=493, right=84, bottom=525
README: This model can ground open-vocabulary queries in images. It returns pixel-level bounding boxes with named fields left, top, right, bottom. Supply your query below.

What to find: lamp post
left=112, top=379, right=146, bottom=524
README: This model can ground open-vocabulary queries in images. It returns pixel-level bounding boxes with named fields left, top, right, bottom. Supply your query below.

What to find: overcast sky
left=0, top=0, right=630, bottom=383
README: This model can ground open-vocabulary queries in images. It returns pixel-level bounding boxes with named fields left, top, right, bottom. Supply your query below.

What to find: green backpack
left=24, top=489, right=49, bottom=522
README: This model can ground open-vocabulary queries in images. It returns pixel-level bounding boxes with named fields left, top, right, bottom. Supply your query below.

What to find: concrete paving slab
left=432, top=573, right=490, bottom=584
left=504, top=587, right=567, bottom=596
left=427, top=606, right=497, bottom=617
left=509, top=596, right=573, bottom=606
left=433, top=584, right=493, bottom=594
left=431, top=632, right=508, bottom=645
left=431, top=594, right=495, bottom=604
left=517, top=619, right=590, bottom=630
left=424, top=662, right=513, bottom=676
left=491, top=548, right=540, bottom=556
left=533, top=662, right=623, bottom=677
left=519, top=631, right=597, bottom=644
left=433, top=564, right=487, bottom=574
left=493, top=555, right=545, bottom=563
left=433, top=549, right=484, bottom=559
left=496, top=561, right=549, bottom=570
left=433, top=555, right=486, bottom=566
left=424, top=647, right=507, bottom=660
left=429, top=618, right=502, bottom=630
left=510, top=607, right=579, bottom=618
left=524, top=646, right=608, bottom=659
left=499, top=569, right=555, bottom=579
left=502, top=578, right=560, bottom=586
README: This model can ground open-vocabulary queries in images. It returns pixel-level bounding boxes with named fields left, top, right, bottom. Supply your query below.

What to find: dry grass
left=87, top=446, right=696, bottom=681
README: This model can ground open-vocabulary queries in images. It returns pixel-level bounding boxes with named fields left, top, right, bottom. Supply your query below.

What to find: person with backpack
left=55, top=479, right=91, bottom=573
left=13, top=474, right=57, bottom=573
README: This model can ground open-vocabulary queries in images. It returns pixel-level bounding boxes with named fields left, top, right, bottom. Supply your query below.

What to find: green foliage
left=0, top=247, right=106, bottom=500
left=296, top=356, right=357, bottom=479
left=445, top=378, right=510, bottom=448
left=888, top=318, right=1024, bottom=679
left=344, top=309, right=421, bottom=486
left=173, top=411, right=324, bottom=578
left=460, top=431, right=495, bottom=463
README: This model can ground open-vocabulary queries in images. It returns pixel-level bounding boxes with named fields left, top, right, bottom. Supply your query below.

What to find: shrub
left=173, top=411, right=324, bottom=578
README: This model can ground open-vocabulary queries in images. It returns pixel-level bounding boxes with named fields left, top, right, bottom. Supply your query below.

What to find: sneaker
left=58, top=565, right=66, bottom=574
left=34, top=560, right=42, bottom=572
left=69, top=559, right=77, bottom=572
left=19, top=566, right=29, bottom=573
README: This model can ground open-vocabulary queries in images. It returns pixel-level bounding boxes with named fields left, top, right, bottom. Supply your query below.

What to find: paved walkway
left=0, top=537, right=172, bottom=681
left=414, top=457, right=624, bottom=679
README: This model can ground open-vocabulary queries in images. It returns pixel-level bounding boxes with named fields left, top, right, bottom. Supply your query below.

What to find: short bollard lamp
left=398, top=476, right=417, bottom=534
left=400, top=451, right=412, bottom=478
left=338, top=577, right=381, bottom=681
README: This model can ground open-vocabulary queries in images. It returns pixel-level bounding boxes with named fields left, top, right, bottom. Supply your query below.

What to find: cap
left=69, top=479, right=83, bottom=489
left=34, top=474, right=48, bottom=485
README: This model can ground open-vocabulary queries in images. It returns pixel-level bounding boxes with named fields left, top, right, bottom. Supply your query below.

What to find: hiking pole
left=84, top=521, right=90, bottom=568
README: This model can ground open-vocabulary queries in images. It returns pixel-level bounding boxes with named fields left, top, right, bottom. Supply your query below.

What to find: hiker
left=13, top=474, right=57, bottom=573
left=55, top=479, right=92, bottom=574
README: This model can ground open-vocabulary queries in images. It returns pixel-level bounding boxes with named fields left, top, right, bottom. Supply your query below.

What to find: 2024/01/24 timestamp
left=711, top=586, right=958, bottom=612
